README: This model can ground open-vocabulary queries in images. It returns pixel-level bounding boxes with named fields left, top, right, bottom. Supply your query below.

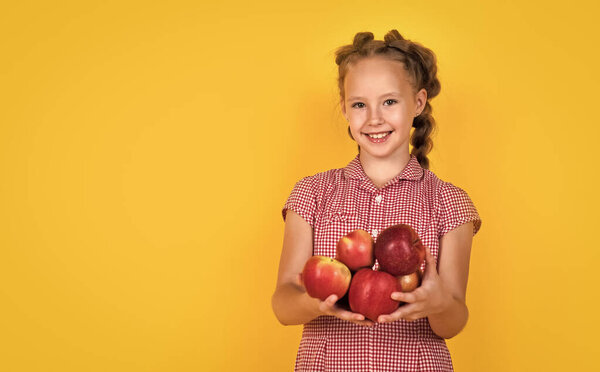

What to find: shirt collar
left=343, top=154, right=424, bottom=184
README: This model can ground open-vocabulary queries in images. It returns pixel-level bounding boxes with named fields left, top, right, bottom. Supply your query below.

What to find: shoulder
left=292, top=166, right=345, bottom=192
left=418, top=168, right=447, bottom=196
left=420, top=168, right=470, bottom=200
left=424, top=171, right=482, bottom=236
left=309, top=165, right=345, bottom=182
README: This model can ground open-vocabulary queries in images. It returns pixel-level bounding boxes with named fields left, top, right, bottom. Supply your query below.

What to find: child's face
left=341, top=56, right=426, bottom=160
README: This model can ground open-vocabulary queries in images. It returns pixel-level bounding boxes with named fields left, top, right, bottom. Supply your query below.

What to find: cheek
left=348, top=125, right=360, bottom=138
left=384, top=108, right=406, bottom=122
left=348, top=111, right=367, bottom=124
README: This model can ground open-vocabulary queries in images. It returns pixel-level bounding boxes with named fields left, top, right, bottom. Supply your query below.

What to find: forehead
left=344, top=56, right=414, bottom=95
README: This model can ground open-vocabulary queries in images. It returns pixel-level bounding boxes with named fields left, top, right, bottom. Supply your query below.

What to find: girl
left=272, top=30, right=482, bottom=371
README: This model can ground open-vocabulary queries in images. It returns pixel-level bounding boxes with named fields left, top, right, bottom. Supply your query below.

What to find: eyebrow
left=347, top=92, right=400, bottom=100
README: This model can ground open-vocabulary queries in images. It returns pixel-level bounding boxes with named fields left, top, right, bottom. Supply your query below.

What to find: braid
left=411, top=102, right=436, bottom=170
left=335, top=29, right=441, bottom=170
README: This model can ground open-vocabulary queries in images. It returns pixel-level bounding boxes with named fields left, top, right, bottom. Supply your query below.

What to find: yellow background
left=1, top=1, right=599, bottom=371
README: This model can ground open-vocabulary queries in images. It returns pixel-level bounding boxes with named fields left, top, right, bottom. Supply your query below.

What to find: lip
left=363, top=130, right=393, bottom=135
left=364, top=130, right=393, bottom=143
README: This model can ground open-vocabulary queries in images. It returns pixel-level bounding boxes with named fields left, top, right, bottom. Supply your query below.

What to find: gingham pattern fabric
left=282, top=154, right=482, bottom=372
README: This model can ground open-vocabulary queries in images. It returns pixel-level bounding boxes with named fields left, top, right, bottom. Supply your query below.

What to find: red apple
left=348, top=268, right=403, bottom=322
left=336, top=229, right=374, bottom=271
left=301, top=256, right=352, bottom=301
left=397, top=269, right=422, bottom=293
left=374, top=224, right=425, bottom=276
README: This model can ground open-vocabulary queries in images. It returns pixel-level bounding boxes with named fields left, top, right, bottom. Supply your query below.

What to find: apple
left=301, top=256, right=352, bottom=301
left=397, top=269, right=422, bottom=293
left=374, top=224, right=425, bottom=276
left=348, top=268, right=403, bottom=322
left=336, top=229, right=375, bottom=271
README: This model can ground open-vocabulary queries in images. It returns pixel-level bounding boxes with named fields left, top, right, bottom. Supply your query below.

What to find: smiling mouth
left=364, top=131, right=393, bottom=139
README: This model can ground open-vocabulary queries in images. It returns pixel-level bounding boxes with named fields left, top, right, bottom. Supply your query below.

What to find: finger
left=332, top=308, right=374, bottom=326
left=295, top=273, right=303, bottom=287
left=377, top=308, right=403, bottom=323
left=404, top=311, right=427, bottom=322
left=423, top=246, right=437, bottom=278
left=425, top=244, right=432, bottom=258
left=394, top=303, right=423, bottom=321
left=336, top=308, right=364, bottom=322
left=318, top=295, right=339, bottom=314
left=326, top=294, right=338, bottom=306
left=391, top=290, right=419, bottom=303
left=351, top=312, right=366, bottom=321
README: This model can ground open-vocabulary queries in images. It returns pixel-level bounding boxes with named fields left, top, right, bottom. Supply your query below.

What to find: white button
left=375, top=195, right=383, bottom=204
left=372, top=229, right=378, bottom=237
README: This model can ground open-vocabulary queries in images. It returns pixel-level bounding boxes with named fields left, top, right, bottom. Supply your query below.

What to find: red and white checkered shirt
left=282, top=154, right=482, bottom=371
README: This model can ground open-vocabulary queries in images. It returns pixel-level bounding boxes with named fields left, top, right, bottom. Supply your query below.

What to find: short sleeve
left=437, top=182, right=482, bottom=237
left=282, top=176, right=317, bottom=229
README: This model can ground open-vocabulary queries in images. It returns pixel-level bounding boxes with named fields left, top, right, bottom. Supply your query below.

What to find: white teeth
left=367, top=131, right=391, bottom=139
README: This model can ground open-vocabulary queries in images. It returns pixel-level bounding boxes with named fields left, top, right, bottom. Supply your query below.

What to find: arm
left=271, top=209, right=322, bottom=325
left=271, top=209, right=374, bottom=326
left=378, top=222, right=474, bottom=339
left=426, top=221, right=473, bottom=338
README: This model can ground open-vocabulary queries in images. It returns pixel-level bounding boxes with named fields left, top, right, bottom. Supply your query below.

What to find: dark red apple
left=374, top=224, right=425, bottom=276
left=348, top=268, right=403, bottom=322
left=336, top=229, right=374, bottom=271
left=397, top=269, right=422, bottom=293
left=301, top=256, right=352, bottom=301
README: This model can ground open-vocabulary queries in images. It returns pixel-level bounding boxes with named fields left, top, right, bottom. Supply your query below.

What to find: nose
left=368, top=107, right=384, bottom=125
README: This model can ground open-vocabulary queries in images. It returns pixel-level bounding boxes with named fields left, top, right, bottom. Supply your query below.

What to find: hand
left=377, top=246, right=453, bottom=323
left=317, top=294, right=375, bottom=327
left=295, top=273, right=374, bottom=327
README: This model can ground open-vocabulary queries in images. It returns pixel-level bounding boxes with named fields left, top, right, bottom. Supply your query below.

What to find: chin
left=362, top=150, right=398, bottom=159
left=362, top=146, right=407, bottom=159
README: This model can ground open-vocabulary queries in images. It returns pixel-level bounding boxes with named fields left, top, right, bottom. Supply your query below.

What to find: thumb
left=423, top=246, right=437, bottom=277
left=295, top=273, right=304, bottom=288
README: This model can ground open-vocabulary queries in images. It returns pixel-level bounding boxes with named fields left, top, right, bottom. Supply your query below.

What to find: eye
left=351, top=102, right=365, bottom=109
left=384, top=99, right=397, bottom=105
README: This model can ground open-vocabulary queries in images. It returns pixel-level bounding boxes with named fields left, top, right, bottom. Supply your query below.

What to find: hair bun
left=383, top=29, right=406, bottom=44
left=352, top=32, right=375, bottom=49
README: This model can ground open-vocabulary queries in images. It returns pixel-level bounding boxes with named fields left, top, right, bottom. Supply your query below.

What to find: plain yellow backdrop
left=1, top=0, right=599, bottom=371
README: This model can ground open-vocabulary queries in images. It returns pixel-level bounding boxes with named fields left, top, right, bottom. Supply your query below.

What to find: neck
left=359, top=150, right=411, bottom=189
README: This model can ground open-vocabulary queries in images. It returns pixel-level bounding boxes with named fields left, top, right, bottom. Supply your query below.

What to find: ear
left=416, top=88, right=427, bottom=113
left=340, top=98, right=346, bottom=118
